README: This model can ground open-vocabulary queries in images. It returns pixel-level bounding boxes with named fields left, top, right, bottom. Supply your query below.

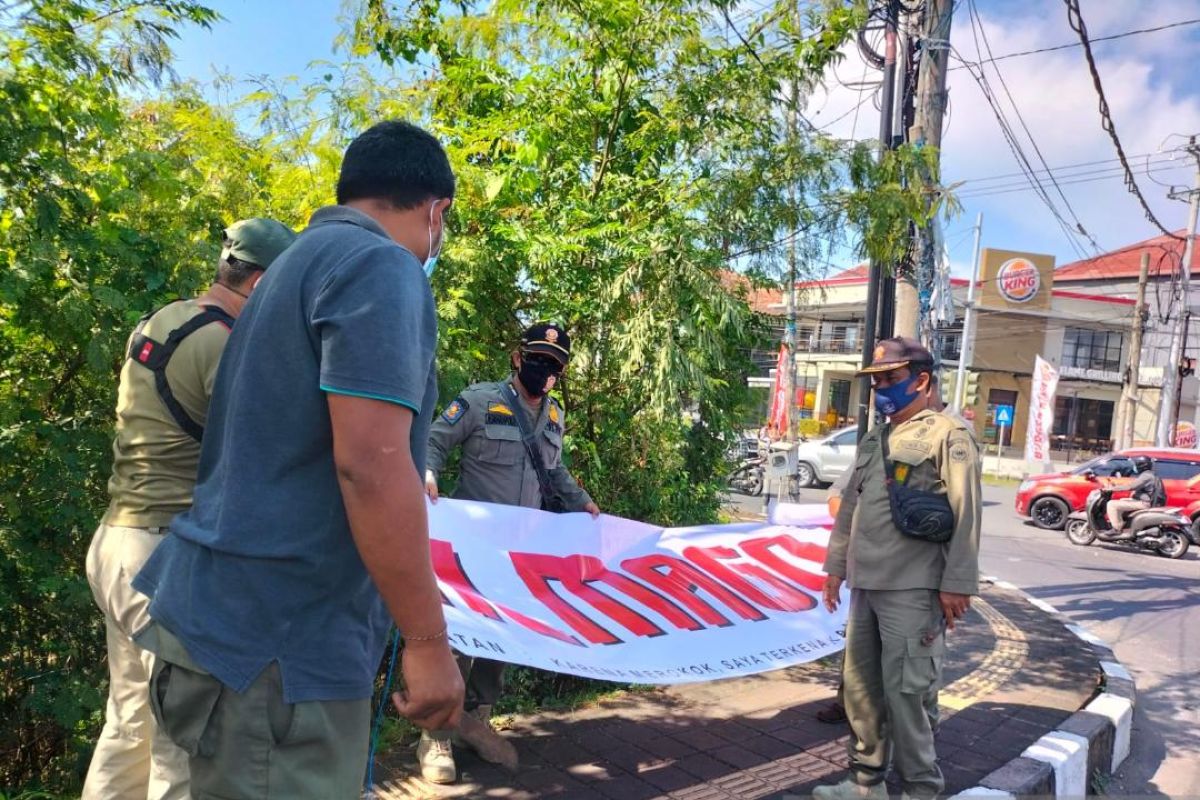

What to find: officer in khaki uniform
left=83, top=219, right=295, bottom=800
left=815, top=338, right=981, bottom=800
left=421, top=322, right=599, bottom=783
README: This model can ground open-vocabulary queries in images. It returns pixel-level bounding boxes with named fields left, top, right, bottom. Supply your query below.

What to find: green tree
left=0, top=2, right=284, bottom=789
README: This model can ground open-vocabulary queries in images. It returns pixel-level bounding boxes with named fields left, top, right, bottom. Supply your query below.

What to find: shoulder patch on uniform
left=950, top=444, right=971, bottom=463
left=548, top=403, right=560, bottom=424
left=488, top=403, right=513, bottom=416
left=442, top=397, right=468, bottom=425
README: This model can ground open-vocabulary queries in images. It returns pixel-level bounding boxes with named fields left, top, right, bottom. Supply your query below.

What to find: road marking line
left=940, top=597, right=1029, bottom=711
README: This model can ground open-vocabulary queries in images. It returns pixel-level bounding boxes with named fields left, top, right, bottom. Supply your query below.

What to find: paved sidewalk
left=372, top=582, right=1099, bottom=799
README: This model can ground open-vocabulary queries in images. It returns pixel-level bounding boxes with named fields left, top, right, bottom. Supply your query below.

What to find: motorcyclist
left=1106, top=455, right=1167, bottom=535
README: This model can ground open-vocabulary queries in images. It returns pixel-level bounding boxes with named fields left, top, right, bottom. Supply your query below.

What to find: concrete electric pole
left=895, top=0, right=953, bottom=339
left=1115, top=253, right=1149, bottom=450
left=1156, top=136, right=1200, bottom=446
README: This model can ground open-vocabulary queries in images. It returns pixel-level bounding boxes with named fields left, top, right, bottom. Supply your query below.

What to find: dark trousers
left=455, top=654, right=506, bottom=711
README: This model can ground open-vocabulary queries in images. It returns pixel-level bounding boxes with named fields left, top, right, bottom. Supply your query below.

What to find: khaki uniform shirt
left=104, top=300, right=231, bottom=528
left=426, top=376, right=593, bottom=511
left=823, top=409, right=982, bottom=595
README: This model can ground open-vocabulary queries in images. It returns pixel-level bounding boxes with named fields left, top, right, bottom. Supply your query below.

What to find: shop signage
left=1176, top=422, right=1197, bottom=449
left=996, top=257, right=1040, bottom=304
left=1058, top=365, right=1163, bottom=387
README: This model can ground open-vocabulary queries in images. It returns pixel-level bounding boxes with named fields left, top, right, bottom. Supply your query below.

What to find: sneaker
left=416, top=731, right=456, bottom=785
left=812, top=778, right=889, bottom=800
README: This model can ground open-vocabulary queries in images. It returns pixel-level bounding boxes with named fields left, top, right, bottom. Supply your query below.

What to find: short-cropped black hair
left=336, top=120, right=456, bottom=210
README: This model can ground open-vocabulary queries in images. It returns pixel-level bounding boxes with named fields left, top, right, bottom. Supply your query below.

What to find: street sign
left=995, top=405, right=1014, bottom=426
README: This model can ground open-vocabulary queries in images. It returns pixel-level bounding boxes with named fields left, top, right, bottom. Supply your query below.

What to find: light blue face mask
left=423, top=201, right=444, bottom=277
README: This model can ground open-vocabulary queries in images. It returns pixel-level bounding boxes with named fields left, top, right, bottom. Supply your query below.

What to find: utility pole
left=952, top=213, right=983, bottom=412
left=895, top=0, right=954, bottom=339
left=1156, top=136, right=1200, bottom=446
left=1116, top=253, right=1150, bottom=450
left=1173, top=311, right=1191, bottom=440
left=856, top=0, right=899, bottom=442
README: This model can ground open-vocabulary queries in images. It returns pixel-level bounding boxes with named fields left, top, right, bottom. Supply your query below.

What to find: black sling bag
left=126, top=302, right=235, bottom=442
left=881, top=427, right=956, bottom=544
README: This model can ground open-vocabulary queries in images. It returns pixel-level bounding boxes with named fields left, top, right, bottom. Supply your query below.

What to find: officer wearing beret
left=421, top=322, right=599, bottom=783
left=814, top=337, right=981, bottom=800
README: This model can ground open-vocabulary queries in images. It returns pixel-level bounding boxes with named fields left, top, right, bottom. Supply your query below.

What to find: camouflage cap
left=856, top=336, right=934, bottom=375
left=221, top=218, right=297, bottom=269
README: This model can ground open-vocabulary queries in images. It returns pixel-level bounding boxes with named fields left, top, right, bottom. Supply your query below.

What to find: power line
left=1063, top=0, right=1184, bottom=242
left=951, top=43, right=1093, bottom=260
left=968, top=0, right=1101, bottom=253
left=947, top=16, right=1200, bottom=71
left=955, top=150, right=1180, bottom=185
left=957, top=161, right=1189, bottom=200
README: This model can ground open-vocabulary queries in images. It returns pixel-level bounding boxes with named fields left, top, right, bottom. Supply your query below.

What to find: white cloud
left=803, top=0, right=1200, bottom=271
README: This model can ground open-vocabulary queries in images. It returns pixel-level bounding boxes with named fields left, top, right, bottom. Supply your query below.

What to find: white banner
left=1026, top=354, right=1059, bottom=464
left=428, top=500, right=846, bottom=684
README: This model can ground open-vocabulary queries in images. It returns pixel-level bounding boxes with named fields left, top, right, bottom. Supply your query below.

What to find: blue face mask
left=873, top=374, right=921, bottom=417
left=423, top=201, right=444, bottom=278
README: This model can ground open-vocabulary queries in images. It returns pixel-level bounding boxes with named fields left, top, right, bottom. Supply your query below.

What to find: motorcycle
left=726, top=441, right=765, bottom=496
left=1064, top=486, right=1191, bottom=559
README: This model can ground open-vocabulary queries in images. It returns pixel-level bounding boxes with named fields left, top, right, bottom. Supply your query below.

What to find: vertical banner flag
left=430, top=500, right=846, bottom=684
left=767, top=343, right=791, bottom=437
left=1026, top=355, right=1059, bottom=464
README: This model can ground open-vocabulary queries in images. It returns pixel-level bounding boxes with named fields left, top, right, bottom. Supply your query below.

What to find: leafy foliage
left=0, top=0, right=952, bottom=791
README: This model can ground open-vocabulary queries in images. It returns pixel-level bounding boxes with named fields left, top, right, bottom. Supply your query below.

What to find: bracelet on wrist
left=404, top=627, right=448, bottom=644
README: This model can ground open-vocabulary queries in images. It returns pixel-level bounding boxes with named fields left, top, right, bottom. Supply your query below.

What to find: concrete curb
left=950, top=577, right=1136, bottom=799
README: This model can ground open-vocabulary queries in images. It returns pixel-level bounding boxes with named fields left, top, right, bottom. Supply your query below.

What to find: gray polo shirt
left=134, top=206, right=438, bottom=703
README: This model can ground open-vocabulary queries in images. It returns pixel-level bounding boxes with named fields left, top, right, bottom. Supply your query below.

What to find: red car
left=1016, top=448, right=1200, bottom=538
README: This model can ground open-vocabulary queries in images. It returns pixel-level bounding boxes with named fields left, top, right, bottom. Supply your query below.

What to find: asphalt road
left=724, top=482, right=1200, bottom=797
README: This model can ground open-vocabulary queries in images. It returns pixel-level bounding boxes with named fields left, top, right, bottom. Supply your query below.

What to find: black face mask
left=518, top=356, right=561, bottom=397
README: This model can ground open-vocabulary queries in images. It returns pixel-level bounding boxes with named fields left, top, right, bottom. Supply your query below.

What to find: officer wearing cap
left=82, top=218, right=295, bottom=800
left=813, top=337, right=981, bottom=800
left=421, top=322, right=599, bottom=783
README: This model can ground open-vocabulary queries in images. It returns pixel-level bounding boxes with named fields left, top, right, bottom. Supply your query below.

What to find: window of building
left=830, top=323, right=860, bottom=353
left=1063, top=328, right=1124, bottom=372
left=1050, top=395, right=1115, bottom=458
left=935, top=329, right=962, bottom=361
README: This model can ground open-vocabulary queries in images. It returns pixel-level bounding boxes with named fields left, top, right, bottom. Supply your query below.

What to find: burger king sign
left=997, top=257, right=1040, bottom=304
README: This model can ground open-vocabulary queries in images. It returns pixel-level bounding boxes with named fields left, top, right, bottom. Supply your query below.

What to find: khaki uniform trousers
left=142, top=622, right=371, bottom=800
left=843, top=587, right=945, bottom=799
left=84, top=522, right=190, bottom=800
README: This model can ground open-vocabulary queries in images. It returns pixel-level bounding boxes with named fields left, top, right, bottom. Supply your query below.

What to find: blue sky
left=168, top=1, right=1200, bottom=277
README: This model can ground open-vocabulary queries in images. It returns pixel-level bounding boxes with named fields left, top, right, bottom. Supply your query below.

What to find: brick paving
left=371, top=582, right=1099, bottom=799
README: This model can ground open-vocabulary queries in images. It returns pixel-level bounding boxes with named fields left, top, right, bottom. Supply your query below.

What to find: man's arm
left=425, top=394, right=475, bottom=501
left=329, top=393, right=463, bottom=731
left=940, top=427, right=982, bottom=599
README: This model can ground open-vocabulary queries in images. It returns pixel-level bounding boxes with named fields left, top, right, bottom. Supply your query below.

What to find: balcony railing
left=798, top=338, right=862, bottom=354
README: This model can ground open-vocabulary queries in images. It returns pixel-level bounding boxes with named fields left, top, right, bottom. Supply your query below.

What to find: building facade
left=748, top=246, right=1164, bottom=462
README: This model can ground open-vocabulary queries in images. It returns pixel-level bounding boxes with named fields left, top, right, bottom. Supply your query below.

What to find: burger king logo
left=1176, top=421, right=1197, bottom=449
left=997, top=258, right=1040, bottom=304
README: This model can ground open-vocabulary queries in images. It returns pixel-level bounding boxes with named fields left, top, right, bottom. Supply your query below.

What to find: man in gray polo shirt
left=133, top=121, right=464, bottom=799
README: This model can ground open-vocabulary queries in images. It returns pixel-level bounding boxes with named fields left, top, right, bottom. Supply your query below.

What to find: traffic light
left=962, top=370, right=981, bottom=407
left=939, top=369, right=957, bottom=406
